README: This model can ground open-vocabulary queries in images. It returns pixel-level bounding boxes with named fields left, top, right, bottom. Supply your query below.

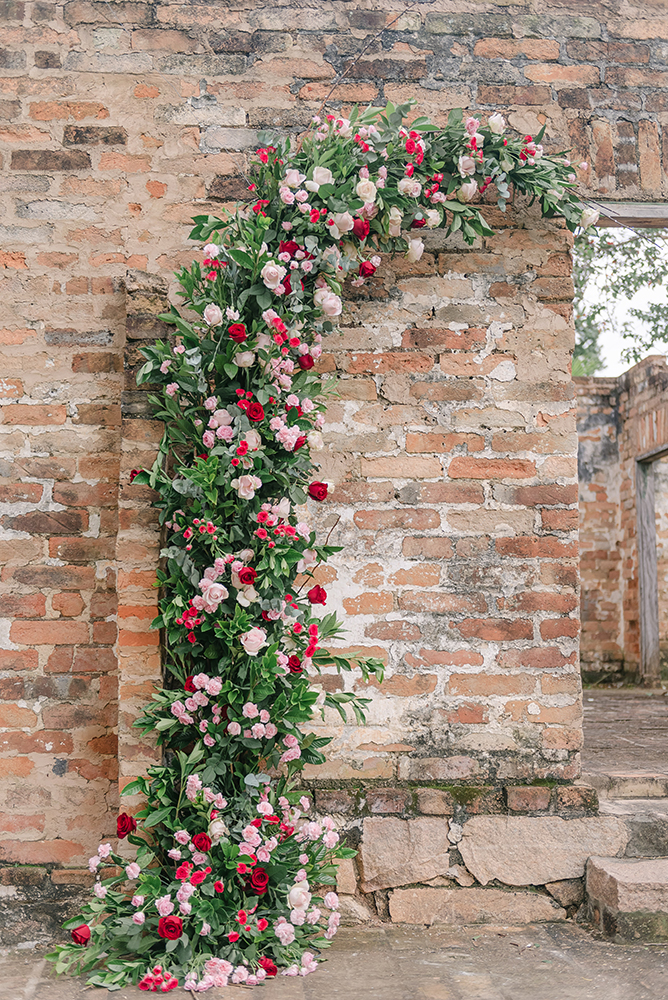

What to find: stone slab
left=459, top=816, right=628, bottom=886
left=587, top=856, right=668, bottom=913
left=389, top=887, right=566, bottom=925
left=599, top=798, right=668, bottom=857
left=359, top=816, right=450, bottom=892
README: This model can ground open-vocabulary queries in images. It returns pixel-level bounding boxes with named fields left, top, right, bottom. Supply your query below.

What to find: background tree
left=572, top=228, right=668, bottom=376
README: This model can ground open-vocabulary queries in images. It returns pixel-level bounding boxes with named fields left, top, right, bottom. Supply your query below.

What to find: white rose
left=330, top=211, right=354, bottom=239
left=305, top=166, right=334, bottom=193
left=457, top=179, right=478, bottom=203
left=580, top=207, right=599, bottom=229
left=232, top=474, right=261, bottom=500
left=288, top=881, right=312, bottom=911
left=237, top=585, right=258, bottom=607
left=388, top=206, right=403, bottom=237
left=261, top=261, right=287, bottom=289
left=458, top=154, right=477, bottom=177
left=240, top=626, right=267, bottom=656
left=425, top=209, right=441, bottom=229
left=335, top=118, right=353, bottom=138
left=313, top=288, right=342, bottom=317
left=203, top=303, right=223, bottom=326
left=205, top=583, right=228, bottom=605
left=488, top=113, right=505, bottom=135
left=356, top=179, right=377, bottom=203
left=235, top=351, right=255, bottom=367
left=273, top=497, right=291, bottom=518
left=397, top=176, right=422, bottom=198
left=307, top=431, right=324, bottom=451
left=203, top=243, right=219, bottom=258
left=244, top=429, right=262, bottom=451
left=209, top=819, right=229, bottom=842
left=284, top=169, right=306, bottom=189
left=405, top=238, right=424, bottom=263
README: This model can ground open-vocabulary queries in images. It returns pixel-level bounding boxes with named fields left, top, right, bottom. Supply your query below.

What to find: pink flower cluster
left=138, top=966, right=178, bottom=992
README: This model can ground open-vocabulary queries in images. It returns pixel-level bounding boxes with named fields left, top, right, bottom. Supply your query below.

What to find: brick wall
left=1, top=0, right=667, bottom=930
left=577, top=357, right=668, bottom=683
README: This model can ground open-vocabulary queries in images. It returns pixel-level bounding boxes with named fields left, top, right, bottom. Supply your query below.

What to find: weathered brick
left=10, top=149, right=91, bottom=171
left=63, top=125, right=128, bottom=146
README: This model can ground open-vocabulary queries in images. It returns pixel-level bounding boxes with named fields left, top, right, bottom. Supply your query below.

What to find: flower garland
left=48, top=102, right=592, bottom=991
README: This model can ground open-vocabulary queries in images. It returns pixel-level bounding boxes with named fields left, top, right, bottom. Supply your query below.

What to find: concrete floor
left=3, top=924, right=668, bottom=1000
left=581, top=689, right=668, bottom=779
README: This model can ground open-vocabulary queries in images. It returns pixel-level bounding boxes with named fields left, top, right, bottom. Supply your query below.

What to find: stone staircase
left=580, top=768, right=668, bottom=940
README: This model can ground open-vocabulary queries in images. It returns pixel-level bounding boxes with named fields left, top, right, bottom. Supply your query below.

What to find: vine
left=48, top=102, right=592, bottom=991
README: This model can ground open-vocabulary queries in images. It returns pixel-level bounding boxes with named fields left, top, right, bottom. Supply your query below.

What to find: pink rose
left=240, top=628, right=267, bottom=656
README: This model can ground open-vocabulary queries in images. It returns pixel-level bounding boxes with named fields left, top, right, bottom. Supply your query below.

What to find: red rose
left=308, top=481, right=328, bottom=501
left=307, top=585, right=327, bottom=605
left=192, top=832, right=212, bottom=853
left=259, top=957, right=277, bottom=977
left=228, top=323, right=247, bottom=343
left=158, top=915, right=183, bottom=940
left=228, top=931, right=239, bottom=943
left=184, top=675, right=196, bottom=693
left=71, top=924, right=91, bottom=946
left=238, top=567, right=257, bottom=586
left=250, top=817, right=262, bottom=828
left=116, top=812, right=137, bottom=839
left=129, top=469, right=141, bottom=483
left=248, top=866, right=269, bottom=895
left=214, top=880, right=224, bottom=892
left=352, top=218, right=370, bottom=240
left=247, top=402, right=265, bottom=422
left=359, top=261, right=376, bottom=278
left=288, top=655, right=303, bottom=674
left=279, top=239, right=299, bottom=257
left=175, top=862, right=192, bottom=881
left=294, top=435, right=307, bottom=451
left=190, top=870, right=207, bottom=886
left=298, top=355, right=314, bottom=370
left=411, top=218, right=426, bottom=228
left=257, top=918, right=269, bottom=932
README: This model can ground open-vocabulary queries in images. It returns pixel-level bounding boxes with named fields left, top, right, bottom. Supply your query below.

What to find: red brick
left=0, top=649, right=38, bottom=671
left=72, top=647, right=117, bottom=672
left=512, top=484, right=579, bottom=506
left=449, top=673, right=535, bottom=696
left=398, top=592, right=487, bottom=614
left=495, top=537, right=578, bottom=558
left=540, top=618, right=580, bottom=639
left=365, top=620, right=422, bottom=640
left=506, top=786, right=551, bottom=812
left=474, top=38, right=560, bottom=60
left=353, top=509, right=440, bottom=531
left=48, top=537, right=116, bottom=562
left=448, top=457, right=536, bottom=480
left=454, top=618, right=534, bottom=640
left=540, top=508, right=579, bottom=531
left=52, top=482, right=117, bottom=507
left=1, top=403, right=66, bottom=425
left=342, top=592, right=394, bottom=615
left=0, top=594, right=46, bottom=618
left=29, top=101, right=109, bottom=120
left=99, top=152, right=152, bottom=172
left=406, top=432, right=483, bottom=453
left=497, top=647, right=575, bottom=671
left=5, top=565, right=95, bottom=590
left=2, top=511, right=87, bottom=535
left=402, top=327, right=486, bottom=350
left=0, top=483, right=42, bottom=503
left=402, top=537, right=454, bottom=559
left=52, top=592, right=85, bottom=617
left=346, top=352, right=434, bottom=374
left=10, top=620, right=89, bottom=645
left=72, top=351, right=122, bottom=373
left=478, top=85, right=551, bottom=105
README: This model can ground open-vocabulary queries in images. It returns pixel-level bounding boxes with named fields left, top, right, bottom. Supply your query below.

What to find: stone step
left=580, top=771, right=668, bottom=799
left=586, top=856, right=668, bottom=941
left=599, top=798, right=668, bottom=857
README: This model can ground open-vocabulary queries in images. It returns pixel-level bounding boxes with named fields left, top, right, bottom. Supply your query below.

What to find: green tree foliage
left=573, top=228, right=668, bottom=376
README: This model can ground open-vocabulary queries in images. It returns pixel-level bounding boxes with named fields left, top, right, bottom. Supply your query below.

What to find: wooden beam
left=594, top=202, right=668, bottom=229
left=636, top=460, right=661, bottom=683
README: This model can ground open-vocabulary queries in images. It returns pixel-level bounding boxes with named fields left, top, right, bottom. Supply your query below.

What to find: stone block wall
left=1, top=0, right=667, bottom=934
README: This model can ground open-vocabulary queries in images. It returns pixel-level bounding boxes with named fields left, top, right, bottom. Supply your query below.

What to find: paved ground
left=3, top=924, right=668, bottom=1000
left=581, top=688, right=668, bottom=778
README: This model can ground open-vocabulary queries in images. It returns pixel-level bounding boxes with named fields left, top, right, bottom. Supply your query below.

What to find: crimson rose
left=294, top=435, right=307, bottom=450
left=352, top=217, right=370, bottom=240
left=238, top=567, right=257, bottom=586
left=307, top=585, right=327, bottom=605
left=308, top=481, right=328, bottom=501
left=359, top=261, right=376, bottom=278
left=288, top=655, right=303, bottom=674
left=117, top=813, right=137, bottom=839
left=258, top=957, right=278, bottom=977
left=298, top=355, right=314, bottom=370
left=184, top=675, right=196, bottom=693
left=158, top=916, right=183, bottom=940
left=228, top=323, right=247, bottom=343
left=71, top=924, right=91, bottom=946
left=247, top=402, right=265, bottom=422
left=247, top=866, right=269, bottom=895
left=278, top=239, right=299, bottom=256
left=192, top=832, right=212, bottom=852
